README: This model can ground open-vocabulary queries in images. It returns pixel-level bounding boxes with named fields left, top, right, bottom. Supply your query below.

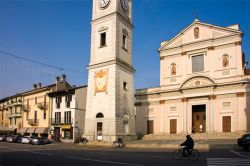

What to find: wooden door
left=147, top=120, right=153, bottom=134
left=222, top=116, right=231, bottom=132
left=192, top=111, right=206, bottom=133
left=170, top=119, right=177, bottom=134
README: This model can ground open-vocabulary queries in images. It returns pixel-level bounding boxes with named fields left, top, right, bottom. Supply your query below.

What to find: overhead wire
left=0, top=50, right=84, bottom=74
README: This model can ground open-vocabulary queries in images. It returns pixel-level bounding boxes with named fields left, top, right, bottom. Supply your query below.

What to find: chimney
left=33, top=84, right=37, bottom=90
left=61, top=74, right=66, bottom=82
left=38, top=83, right=42, bottom=88
left=56, top=76, right=60, bottom=84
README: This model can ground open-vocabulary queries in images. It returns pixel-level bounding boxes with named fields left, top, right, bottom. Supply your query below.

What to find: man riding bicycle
left=180, top=135, right=194, bottom=157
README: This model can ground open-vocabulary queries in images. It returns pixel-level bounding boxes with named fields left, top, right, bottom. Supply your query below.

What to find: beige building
left=0, top=98, right=9, bottom=128
left=135, top=19, right=250, bottom=136
left=48, top=85, right=87, bottom=143
left=84, top=0, right=136, bottom=142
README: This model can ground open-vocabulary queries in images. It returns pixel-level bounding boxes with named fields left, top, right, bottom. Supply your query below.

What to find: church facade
left=135, top=19, right=250, bottom=136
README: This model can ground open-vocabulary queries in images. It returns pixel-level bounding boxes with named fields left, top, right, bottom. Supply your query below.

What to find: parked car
left=30, top=137, right=51, bottom=145
left=21, top=136, right=34, bottom=144
left=6, top=135, right=23, bottom=143
left=0, top=135, right=7, bottom=142
left=237, top=133, right=250, bottom=150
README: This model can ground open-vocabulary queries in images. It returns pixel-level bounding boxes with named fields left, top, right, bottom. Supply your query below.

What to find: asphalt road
left=0, top=142, right=250, bottom=166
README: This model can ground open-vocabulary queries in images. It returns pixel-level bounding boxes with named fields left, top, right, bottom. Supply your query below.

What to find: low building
left=48, top=85, right=87, bottom=143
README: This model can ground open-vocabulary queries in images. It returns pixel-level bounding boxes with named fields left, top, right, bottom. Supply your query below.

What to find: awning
left=0, top=124, right=13, bottom=132
left=35, top=127, right=49, bottom=134
left=18, top=127, right=29, bottom=133
left=27, top=128, right=36, bottom=133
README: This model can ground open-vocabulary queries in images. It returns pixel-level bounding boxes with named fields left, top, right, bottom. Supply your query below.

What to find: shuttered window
left=192, top=55, right=204, bottom=73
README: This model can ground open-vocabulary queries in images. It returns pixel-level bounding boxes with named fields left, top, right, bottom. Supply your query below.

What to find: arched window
left=96, top=113, right=104, bottom=118
left=194, top=27, right=199, bottom=39
left=222, top=54, right=229, bottom=68
left=171, top=63, right=177, bottom=76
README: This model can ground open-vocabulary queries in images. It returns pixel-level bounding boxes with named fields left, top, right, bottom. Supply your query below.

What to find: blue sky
left=0, top=0, right=250, bottom=99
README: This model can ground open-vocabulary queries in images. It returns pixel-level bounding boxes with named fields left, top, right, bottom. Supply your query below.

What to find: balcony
left=37, top=102, right=48, bottom=110
left=51, top=118, right=73, bottom=125
left=22, top=105, right=30, bottom=112
left=28, top=119, right=39, bottom=126
left=7, top=113, right=22, bottom=118
left=6, top=100, right=22, bottom=107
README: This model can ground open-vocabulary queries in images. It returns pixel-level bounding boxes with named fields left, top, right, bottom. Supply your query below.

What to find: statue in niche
left=222, top=55, right=229, bottom=67
left=171, top=63, right=176, bottom=76
left=194, top=27, right=199, bottom=39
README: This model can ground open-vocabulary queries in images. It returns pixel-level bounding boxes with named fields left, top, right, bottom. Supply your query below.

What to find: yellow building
left=19, top=83, right=55, bottom=137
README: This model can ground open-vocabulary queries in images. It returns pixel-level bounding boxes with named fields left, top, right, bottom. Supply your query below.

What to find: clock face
left=120, top=0, right=129, bottom=11
left=95, top=70, right=108, bottom=94
left=98, top=0, right=110, bottom=9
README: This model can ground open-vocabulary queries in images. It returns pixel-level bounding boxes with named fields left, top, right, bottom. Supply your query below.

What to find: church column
left=209, top=95, right=216, bottom=132
left=159, top=100, right=165, bottom=134
left=182, top=98, right=187, bottom=133
left=236, top=92, right=245, bottom=131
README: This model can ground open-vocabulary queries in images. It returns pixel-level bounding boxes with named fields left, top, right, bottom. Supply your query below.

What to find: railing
left=7, top=113, right=22, bottom=118
left=6, top=100, right=22, bottom=107
left=22, top=105, right=30, bottom=112
left=28, top=119, right=39, bottom=126
left=50, top=118, right=73, bottom=125
left=37, top=102, right=48, bottom=110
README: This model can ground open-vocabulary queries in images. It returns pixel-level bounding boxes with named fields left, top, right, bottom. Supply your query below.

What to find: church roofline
left=158, top=19, right=243, bottom=52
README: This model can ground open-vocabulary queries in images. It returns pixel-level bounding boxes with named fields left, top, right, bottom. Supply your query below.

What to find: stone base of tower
left=84, top=118, right=137, bottom=143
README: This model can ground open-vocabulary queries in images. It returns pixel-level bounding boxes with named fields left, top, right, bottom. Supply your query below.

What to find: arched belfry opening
left=96, top=113, right=104, bottom=118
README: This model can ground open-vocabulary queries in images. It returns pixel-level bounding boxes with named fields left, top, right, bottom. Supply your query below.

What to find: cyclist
left=180, top=135, right=194, bottom=157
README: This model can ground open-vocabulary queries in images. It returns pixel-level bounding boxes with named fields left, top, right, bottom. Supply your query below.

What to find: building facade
left=48, top=86, right=87, bottom=143
left=135, top=19, right=250, bottom=136
left=84, top=0, right=136, bottom=142
left=0, top=98, right=9, bottom=128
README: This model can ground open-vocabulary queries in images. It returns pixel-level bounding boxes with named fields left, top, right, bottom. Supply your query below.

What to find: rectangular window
left=55, top=112, right=61, bottom=124
left=65, top=95, right=72, bottom=108
left=64, top=111, right=71, bottom=124
left=123, top=82, right=128, bottom=91
left=123, top=121, right=129, bottom=134
left=15, top=119, right=16, bottom=125
left=35, top=97, right=37, bottom=104
left=122, top=34, right=127, bottom=50
left=192, top=55, right=204, bottom=73
left=56, top=97, right=61, bottom=109
left=43, top=111, right=46, bottom=120
left=34, top=111, right=37, bottom=122
left=100, top=32, right=106, bottom=47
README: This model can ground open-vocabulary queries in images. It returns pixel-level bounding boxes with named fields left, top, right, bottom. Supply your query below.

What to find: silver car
left=21, top=136, right=33, bottom=144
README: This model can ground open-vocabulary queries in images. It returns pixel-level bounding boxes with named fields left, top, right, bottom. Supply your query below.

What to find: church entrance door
left=192, top=105, right=206, bottom=133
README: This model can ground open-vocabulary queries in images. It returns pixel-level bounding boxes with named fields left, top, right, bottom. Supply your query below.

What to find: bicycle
left=112, top=141, right=124, bottom=148
left=172, top=146, right=200, bottom=160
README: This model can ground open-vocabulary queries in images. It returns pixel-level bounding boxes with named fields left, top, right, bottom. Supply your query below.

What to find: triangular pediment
left=180, top=76, right=215, bottom=89
left=159, top=20, right=242, bottom=51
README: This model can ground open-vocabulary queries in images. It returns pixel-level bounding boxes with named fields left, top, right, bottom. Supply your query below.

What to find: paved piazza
left=0, top=142, right=250, bottom=166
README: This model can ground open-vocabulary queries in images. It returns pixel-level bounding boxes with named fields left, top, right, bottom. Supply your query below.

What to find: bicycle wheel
left=172, top=149, right=182, bottom=159
left=190, top=150, right=199, bottom=160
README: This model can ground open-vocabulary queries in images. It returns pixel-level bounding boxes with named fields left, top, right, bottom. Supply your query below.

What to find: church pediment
left=159, top=19, right=242, bottom=51
left=180, top=76, right=215, bottom=89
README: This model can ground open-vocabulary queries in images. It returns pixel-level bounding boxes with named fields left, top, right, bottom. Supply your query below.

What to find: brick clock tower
left=84, top=0, right=136, bottom=142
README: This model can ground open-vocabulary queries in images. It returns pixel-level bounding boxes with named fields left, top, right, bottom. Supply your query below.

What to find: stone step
left=141, top=132, right=246, bottom=140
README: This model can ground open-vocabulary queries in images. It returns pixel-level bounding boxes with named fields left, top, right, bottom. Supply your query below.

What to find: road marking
left=22, top=150, right=53, bottom=156
left=230, top=150, right=250, bottom=159
left=66, top=156, right=144, bottom=166
left=207, top=158, right=250, bottom=166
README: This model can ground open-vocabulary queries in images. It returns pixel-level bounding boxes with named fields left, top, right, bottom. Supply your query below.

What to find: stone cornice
left=88, top=59, right=135, bottom=73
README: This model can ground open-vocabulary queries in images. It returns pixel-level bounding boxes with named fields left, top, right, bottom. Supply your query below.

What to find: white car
left=21, top=136, right=33, bottom=144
